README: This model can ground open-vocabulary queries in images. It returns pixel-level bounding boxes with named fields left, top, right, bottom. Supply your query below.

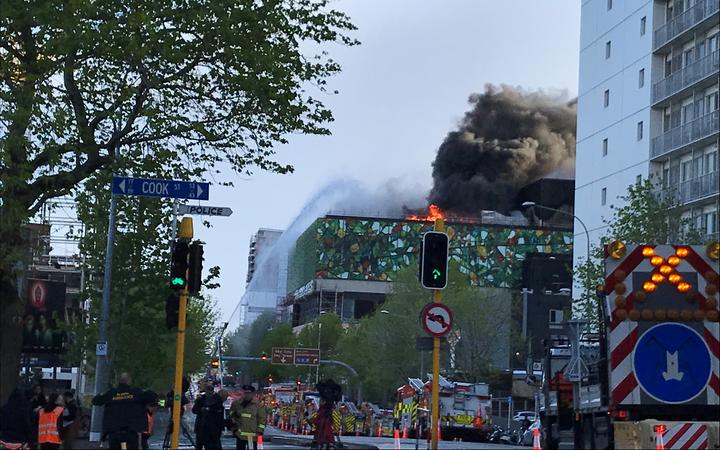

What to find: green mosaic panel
left=288, top=217, right=573, bottom=292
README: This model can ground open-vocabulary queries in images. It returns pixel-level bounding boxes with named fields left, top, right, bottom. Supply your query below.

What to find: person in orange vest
left=37, top=393, right=64, bottom=450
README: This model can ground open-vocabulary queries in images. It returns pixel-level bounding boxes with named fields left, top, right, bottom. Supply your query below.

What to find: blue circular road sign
left=633, top=323, right=711, bottom=404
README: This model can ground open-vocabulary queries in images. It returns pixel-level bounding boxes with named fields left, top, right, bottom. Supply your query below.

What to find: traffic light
left=267, top=375, right=273, bottom=384
left=165, top=293, right=179, bottom=329
left=260, top=352, right=268, bottom=361
left=296, top=378, right=302, bottom=387
left=420, top=231, right=449, bottom=289
left=188, top=242, right=204, bottom=294
left=211, top=357, right=220, bottom=368
left=170, top=241, right=189, bottom=290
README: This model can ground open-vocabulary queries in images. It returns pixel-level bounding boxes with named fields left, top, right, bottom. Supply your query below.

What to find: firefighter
left=229, top=385, right=266, bottom=450
left=37, top=393, right=64, bottom=450
left=92, top=372, right=158, bottom=450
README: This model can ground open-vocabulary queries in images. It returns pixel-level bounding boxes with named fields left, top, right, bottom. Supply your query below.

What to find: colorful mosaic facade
left=288, top=216, right=573, bottom=293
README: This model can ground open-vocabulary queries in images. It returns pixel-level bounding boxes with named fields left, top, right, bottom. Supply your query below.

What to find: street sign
left=294, top=348, right=320, bottom=366
left=271, top=347, right=295, bottom=365
left=420, top=302, right=453, bottom=337
left=178, top=204, right=233, bottom=217
left=415, top=336, right=448, bottom=351
left=96, top=341, right=108, bottom=356
left=112, top=176, right=209, bottom=200
left=633, top=323, right=712, bottom=404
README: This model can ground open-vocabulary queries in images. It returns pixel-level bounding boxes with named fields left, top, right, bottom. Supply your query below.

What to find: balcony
left=675, top=171, right=720, bottom=204
left=651, top=110, right=719, bottom=158
left=652, top=49, right=720, bottom=104
left=654, top=0, right=720, bottom=50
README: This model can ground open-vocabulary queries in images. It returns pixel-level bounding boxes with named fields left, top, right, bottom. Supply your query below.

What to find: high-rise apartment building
left=239, top=228, right=284, bottom=326
left=575, top=0, right=719, bottom=279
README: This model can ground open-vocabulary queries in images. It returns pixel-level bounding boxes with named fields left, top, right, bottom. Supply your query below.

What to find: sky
left=191, top=0, right=581, bottom=327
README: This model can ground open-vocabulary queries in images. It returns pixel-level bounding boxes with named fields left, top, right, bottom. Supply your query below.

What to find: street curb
left=267, top=435, right=378, bottom=449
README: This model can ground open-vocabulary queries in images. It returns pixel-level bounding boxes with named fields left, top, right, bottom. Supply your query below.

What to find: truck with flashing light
left=394, top=376, right=492, bottom=441
left=540, top=242, right=720, bottom=450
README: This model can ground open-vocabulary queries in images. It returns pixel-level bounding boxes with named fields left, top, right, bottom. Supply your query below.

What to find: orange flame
left=406, top=204, right=447, bottom=222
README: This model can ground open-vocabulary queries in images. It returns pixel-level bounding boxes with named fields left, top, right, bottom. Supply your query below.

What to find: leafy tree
left=573, top=178, right=705, bottom=325
left=0, top=0, right=357, bottom=401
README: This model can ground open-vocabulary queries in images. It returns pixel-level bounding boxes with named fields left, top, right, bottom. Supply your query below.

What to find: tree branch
left=63, top=50, right=92, bottom=143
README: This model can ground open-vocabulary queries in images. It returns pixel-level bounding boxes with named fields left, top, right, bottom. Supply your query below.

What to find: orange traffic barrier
left=533, top=427, right=541, bottom=450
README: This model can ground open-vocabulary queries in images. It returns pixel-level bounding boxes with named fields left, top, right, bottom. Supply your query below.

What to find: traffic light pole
left=430, top=218, right=444, bottom=450
left=171, top=218, right=193, bottom=450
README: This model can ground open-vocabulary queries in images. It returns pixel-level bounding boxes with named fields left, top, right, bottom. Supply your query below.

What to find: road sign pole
left=430, top=217, right=444, bottom=450
left=89, top=191, right=118, bottom=442
left=171, top=218, right=193, bottom=450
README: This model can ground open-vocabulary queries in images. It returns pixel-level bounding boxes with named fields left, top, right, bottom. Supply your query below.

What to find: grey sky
left=196, top=0, right=581, bottom=326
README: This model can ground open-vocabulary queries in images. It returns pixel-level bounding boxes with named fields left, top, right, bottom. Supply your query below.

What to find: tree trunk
left=0, top=272, right=24, bottom=404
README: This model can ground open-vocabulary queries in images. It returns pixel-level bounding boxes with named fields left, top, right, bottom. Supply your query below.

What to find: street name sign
left=294, top=348, right=321, bottom=366
left=112, top=176, right=209, bottom=200
left=178, top=204, right=233, bottom=217
left=271, top=347, right=295, bottom=365
left=420, top=302, right=453, bottom=337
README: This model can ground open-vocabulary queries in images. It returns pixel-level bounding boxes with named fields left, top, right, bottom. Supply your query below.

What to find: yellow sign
left=453, top=415, right=473, bottom=425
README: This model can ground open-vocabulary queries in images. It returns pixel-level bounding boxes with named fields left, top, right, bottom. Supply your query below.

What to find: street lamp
left=316, top=311, right=326, bottom=383
left=521, top=201, right=591, bottom=449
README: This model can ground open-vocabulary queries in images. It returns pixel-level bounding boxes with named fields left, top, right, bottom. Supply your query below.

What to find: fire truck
left=541, top=242, right=720, bottom=449
left=394, top=376, right=492, bottom=441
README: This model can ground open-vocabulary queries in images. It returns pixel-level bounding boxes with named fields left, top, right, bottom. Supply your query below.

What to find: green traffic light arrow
left=432, top=269, right=441, bottom=279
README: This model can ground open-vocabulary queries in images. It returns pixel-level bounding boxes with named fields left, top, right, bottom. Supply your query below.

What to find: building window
left=602, top=138, right=608, bottom=156
left=638, top=68, right=645, bottom=88
left=637, top=121, right=644, bottom=140
left=604, top=89, right=610, bottom=107
left=601, top=187, right=607, bottom=205
left=607, top=0, right=612, bottom=10
left=640, top=16, right=646, bottom=35
left=605, top=41, right=612, bottom=59
left=549, top=309, right=564, bottom=324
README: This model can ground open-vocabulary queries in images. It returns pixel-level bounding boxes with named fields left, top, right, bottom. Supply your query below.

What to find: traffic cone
left=257, top=434, right=265, bottom=450
left=654, top=425, right=665, bottom=450
left=402, top=425, right=408, bottom=439
left=393, top=429, right=401, bottom=450
left=377, top=424, right=382, bottom=437
left=437, top=424, right=442, bottom=441
left=533, top=427, right=541, bottom=450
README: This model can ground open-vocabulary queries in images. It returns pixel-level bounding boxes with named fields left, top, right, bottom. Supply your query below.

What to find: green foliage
left=573, top=178, right=705, bottom=324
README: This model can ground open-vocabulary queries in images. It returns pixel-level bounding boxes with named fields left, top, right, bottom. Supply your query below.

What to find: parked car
left=513, top=411, right=536, bottom=423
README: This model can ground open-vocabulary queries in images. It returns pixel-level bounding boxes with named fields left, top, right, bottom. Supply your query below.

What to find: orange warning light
left=675, top=247, right=689, bottom=258
left=659, top=265, right=673, bottom=275
left=642, top=247, right=654, bottom=257
left=667, top=256, right=681, bottom=266
left=651, top=273, right=664, bottom=283
left=677, top=282, right=691, bottom=293
left=643, top=281, right=657, bottom=293
left=668, top=273, right=682, bottom=284
left=650, top=256, right=664, bottom=266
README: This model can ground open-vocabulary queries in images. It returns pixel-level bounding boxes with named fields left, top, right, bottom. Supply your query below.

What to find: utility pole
left=170, top=217, right=193, bottom=450
left=430, top=217, right=444, bottom=450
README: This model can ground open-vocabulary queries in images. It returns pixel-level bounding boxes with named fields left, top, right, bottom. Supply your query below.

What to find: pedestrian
left=37, top=393, right=64, bottom=449
left=60, top=390, right=79, bottom=449
left=141, top=401, right=158, bottom=450
left=0, top=387, right=33, bottom=448
left=229, top=385, right=266, bottom=450
left=312, top=398, right=335, bottom=450
left=30, top=384, right=46, bottom=411
left=92, top=372, right=157, bottom=450
left=192, top=384, right=228, bottom=450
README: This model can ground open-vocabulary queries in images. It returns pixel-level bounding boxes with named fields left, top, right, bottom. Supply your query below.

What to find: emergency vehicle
left=394, top=376, right=492, bottom=441
left=541, top=242, right=720, bottom=449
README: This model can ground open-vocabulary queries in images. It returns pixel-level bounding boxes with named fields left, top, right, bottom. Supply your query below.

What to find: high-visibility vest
left=38, top=407, right=64, bottom=444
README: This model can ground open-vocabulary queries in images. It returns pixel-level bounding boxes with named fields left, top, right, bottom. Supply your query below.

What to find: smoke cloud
left=429, top=84, right=576, bottom=214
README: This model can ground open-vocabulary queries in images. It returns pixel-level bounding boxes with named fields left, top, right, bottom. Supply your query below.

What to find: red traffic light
left=267, top=375, right=273, bottom=384
left=260, top=352, right=268, bottom=360
left=211, top=358, right=220, bottom=368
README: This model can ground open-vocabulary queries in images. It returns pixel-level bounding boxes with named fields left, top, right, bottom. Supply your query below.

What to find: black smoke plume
left=429, top=85, right=576, bottom=214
